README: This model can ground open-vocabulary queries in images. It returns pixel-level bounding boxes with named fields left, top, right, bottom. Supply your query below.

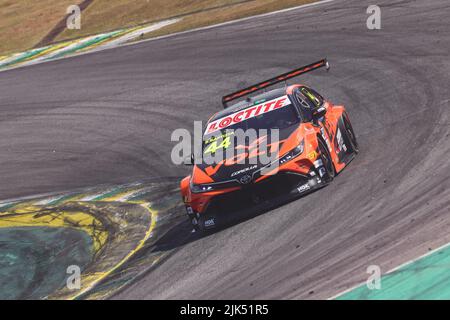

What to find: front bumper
left=188, top=170, right=324, bottom=229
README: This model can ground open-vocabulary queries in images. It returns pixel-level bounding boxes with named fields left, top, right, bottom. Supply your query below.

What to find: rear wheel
left=317, top=136, right=335, bottom=183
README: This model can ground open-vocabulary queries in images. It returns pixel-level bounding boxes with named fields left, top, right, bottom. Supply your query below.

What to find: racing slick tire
left=339, top=113, right=359, bottom=154
left=317, top=135, right=335, bottom=183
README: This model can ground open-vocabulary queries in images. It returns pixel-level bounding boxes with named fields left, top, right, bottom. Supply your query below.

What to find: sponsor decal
left=205, top=96, right=291, bottom=134
left=204, top=131, right=235, bottom=145
left=319, top=167, right=326, bottom=178
left=314, top=159, right=323, bottom=168
left=204, top=135, right=232, bottom=154
left=297, top=183, right=311, bottom=193
left=204, top=218, right=215, bottom=227
left=336, top=128, right=347, bottom=152
left=231, top=165, right=258, bottom=177
left=307, top=151, right=317, bottom=160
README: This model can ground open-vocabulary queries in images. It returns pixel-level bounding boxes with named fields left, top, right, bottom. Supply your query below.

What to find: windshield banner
left=205, top=95, right=291, bottom=134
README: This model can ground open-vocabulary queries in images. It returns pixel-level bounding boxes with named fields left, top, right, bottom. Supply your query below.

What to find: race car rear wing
left=222, top=59, right=330, bottom=108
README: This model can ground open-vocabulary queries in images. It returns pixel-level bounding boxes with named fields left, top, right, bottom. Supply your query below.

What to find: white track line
left=34, top=195, right=67, bottom=206
left=0, top=191, right=67, bottom=205
left=79, top=189, right=116, bottom=201
left=0, top=19, right=179, bottom=73
left=0, top=201, right=18, bottom=210
left=126, top=0, right=338, bottom=47
left=92, top=19, right=181, bottom=51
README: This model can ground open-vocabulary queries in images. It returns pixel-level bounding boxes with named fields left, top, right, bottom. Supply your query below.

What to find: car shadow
left=151, top=185, right=325, bottom=253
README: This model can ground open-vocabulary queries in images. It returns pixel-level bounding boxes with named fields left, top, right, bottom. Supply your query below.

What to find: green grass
left=1, top=0, right=317, bottom=56
left=0, top=0, right=83, bottom=56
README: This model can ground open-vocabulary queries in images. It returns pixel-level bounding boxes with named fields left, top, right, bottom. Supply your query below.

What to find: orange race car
left=181, top=59, right=358, bottom=231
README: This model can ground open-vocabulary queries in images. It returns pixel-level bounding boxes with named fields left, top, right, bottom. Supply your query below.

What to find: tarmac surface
left=0, top=0, right=449, bottom=299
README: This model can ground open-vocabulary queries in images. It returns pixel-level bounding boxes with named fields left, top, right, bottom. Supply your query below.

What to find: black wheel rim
left=344, top=117, right=357, bottom=149
left=319, top=140, right=334, bottom=178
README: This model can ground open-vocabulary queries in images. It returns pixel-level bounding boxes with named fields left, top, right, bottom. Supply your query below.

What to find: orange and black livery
left=181, top=59, right=358, bottom=231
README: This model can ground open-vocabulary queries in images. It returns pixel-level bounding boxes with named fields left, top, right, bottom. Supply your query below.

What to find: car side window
left=295, top=91, right=310, bottom=109
left=300, top=86, right=323, bottom=108
left=294, top=89, right=314, bottom=122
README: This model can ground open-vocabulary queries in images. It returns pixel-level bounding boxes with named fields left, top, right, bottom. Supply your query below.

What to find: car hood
left=193, top=125, right=299, bottom=184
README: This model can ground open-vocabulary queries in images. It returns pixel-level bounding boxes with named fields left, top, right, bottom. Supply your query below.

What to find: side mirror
left=313, top=106, right=327, bottom=119
left=184, top=153, right=195, bottom=166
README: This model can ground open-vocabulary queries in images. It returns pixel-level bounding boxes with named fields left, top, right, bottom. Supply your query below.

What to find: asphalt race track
left=0, top=0, right=449, bottom=299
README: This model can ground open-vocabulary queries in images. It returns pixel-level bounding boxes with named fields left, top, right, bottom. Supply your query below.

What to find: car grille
left=205, top=172, right=308, bottom=216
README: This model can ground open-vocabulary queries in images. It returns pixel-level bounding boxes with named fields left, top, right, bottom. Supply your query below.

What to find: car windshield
left=203, top=102, right=300, bottom=151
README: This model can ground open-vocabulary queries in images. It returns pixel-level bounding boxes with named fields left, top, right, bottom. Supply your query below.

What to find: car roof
left=210, top=87, right=288, bottom=122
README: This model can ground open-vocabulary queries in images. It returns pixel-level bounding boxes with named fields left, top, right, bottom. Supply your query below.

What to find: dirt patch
left=35, top=0, right=95, bottom=48
left=0, top=0, right=83, bottom=55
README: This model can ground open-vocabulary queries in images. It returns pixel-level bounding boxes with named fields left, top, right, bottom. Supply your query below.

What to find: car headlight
left=191, top=183, right=215, bottom=193
left=292, top=139, right=305, bottom=155
left=190, top=179, right=239, bottom=193
left=279, top=139, right=304, bottom=164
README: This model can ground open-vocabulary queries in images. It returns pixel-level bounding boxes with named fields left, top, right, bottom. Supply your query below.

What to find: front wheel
left=317, top=136, right=335, bottom=183
left=340, top=113, right=359, bottom=154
